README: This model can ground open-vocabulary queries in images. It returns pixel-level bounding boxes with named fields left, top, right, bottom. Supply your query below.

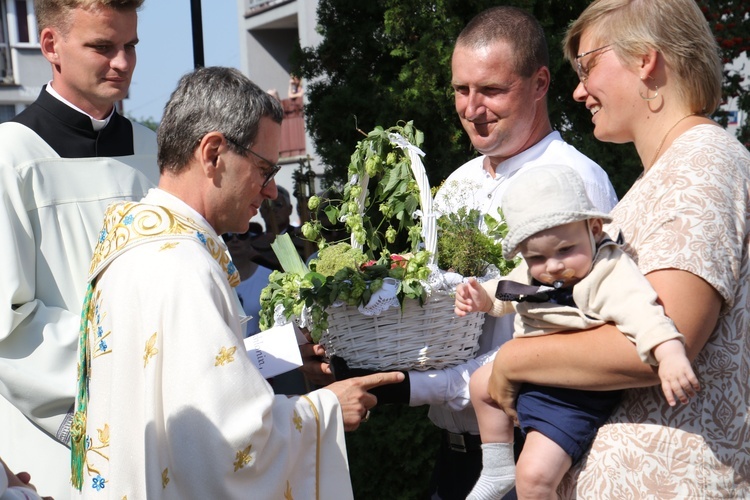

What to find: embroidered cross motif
left=234, top=445, right=253, bottom=471
left=215, top=346, right=237, bottom=366
left=143, top=333, right=158, bottom=367
left=285, top=481, right=294, bottom=500
left=159, top=242, right=179, bottom=251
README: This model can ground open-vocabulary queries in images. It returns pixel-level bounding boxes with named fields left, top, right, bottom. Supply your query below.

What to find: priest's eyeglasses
left=575, top=44, right=612, bottom=85
left=225, top=136, right=281, bottom=188
left=222, top=230, right=251, bottom=241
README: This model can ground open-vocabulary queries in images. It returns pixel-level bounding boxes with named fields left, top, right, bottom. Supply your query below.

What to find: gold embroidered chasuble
left=72, top=189, right=352, bottom=499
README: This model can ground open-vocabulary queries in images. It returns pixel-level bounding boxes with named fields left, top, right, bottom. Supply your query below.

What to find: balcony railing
left=280, top=98, right=305, bottom=158
left=245, top=0, right=293, bottom=16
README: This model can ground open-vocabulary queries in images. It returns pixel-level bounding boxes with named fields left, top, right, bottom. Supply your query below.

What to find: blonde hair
left=563, top=0, right=722, bottom=114
left=34, top=0, right=144, bottom=35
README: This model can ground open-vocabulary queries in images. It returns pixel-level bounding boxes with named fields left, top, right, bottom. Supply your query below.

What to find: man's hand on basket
left=299, top=343, right=336, bottom=386
left=297, top=328, right=336, bottom=387
left=330, top=356, right=411, bottom=405
left=326, top=371, right=405, bottom=431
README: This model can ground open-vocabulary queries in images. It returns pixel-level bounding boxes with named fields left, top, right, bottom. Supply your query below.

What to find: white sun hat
left=501, top=164, right=612, bottom=259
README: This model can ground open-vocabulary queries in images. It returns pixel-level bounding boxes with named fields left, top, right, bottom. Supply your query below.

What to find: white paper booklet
left=244, top=323, right=304, bottom=379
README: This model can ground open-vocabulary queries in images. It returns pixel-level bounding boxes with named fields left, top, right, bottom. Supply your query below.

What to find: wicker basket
left=321, top=290, right=485, bottom=371
left=319, top=131, right=485, bottom=371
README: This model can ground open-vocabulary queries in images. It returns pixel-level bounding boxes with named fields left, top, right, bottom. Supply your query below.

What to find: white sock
left=466, top=442, right=516, bottom=500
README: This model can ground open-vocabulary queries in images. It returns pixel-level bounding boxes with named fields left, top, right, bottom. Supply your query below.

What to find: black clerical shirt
left=12, top=87, right=135, bottom=158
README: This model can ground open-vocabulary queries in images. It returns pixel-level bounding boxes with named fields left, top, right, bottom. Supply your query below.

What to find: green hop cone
left=406, top=259, right=420, bottom=274
left=354, top=228, right=367, bottom=246
left=385, top=226, right=397, bottom=244
left=365, top=156, right=381, bottom=177
left=307, top=195, right=321, bottom=211
left=301, top=222, right=318, bottom=241
left=386, top=151, right=397, bottom=166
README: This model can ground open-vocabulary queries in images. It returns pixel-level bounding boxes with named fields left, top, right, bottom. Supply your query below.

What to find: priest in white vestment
left=0, top=2, right=158, bottom=497
left=71, top=67, right=403, bottom=499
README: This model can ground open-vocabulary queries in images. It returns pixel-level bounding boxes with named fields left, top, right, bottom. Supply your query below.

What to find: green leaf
left=271, top=233, right=309, bottom=275
left=383, top=167, right=401, bottom=192
left=305, top=271, right=328, bottom=288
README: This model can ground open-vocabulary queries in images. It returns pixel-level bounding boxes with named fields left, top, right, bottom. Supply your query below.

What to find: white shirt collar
left=45, top=81, right=114, bottom=131
left=492, top=131, right=561, bottom=178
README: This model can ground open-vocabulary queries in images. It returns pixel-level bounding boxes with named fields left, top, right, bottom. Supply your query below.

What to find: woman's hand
left=487, top=353, right=521, bottom=425
left=488, top=268, right=722, bottom=396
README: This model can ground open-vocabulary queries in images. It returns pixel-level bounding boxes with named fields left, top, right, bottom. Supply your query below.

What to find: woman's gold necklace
left=649, top=113, right=697, bottom=169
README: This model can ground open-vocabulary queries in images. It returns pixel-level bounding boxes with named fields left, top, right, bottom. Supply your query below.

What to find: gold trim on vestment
left=300, top=395, right=321, bottom=500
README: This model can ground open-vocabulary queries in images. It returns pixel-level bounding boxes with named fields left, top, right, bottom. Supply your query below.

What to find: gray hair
left=157, top=66, right=283, bottom=174
left=455, top=6, right=549, bottom=78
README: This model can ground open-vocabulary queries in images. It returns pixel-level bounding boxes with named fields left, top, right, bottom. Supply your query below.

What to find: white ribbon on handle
left=349, top=132, right=437, bottom=268
left=388, top=132, right=436, bottom=266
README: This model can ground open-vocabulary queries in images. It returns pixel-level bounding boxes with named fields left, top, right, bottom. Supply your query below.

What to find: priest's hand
left=326, top=371, right=405, bottom=431
left=329, top=356, right=410, bottom=405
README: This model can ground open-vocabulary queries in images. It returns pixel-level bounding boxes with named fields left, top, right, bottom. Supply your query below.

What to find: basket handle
left=350, top=133, right=437, bottom=267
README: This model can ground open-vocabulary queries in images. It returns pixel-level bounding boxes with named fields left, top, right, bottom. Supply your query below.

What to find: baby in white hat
left=454, top=165, right=699, bottom=500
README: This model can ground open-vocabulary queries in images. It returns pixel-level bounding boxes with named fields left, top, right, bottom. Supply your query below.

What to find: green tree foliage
left=344, top=405, right=440, bottom=499
left=294, top=0, right=644, bottom=197
left=698, top=0, right=750, bottom=147
left=130, top=115, right=159, bottom=132
left=294, top=0, right=747, bottom=198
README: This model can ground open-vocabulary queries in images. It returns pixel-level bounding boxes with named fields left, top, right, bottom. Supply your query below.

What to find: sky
left=123, top=1, right=241, bottom=122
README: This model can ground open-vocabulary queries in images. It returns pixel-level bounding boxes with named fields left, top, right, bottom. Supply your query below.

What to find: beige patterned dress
left=561, top=125, right=750, bottom=498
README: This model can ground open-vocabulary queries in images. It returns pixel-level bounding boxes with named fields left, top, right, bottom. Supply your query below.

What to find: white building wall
left=237, top=0, right=323, bottom=227
left=0, top=0, right=49, bottom=118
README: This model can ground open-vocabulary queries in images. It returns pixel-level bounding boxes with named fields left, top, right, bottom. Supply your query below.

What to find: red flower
left=390, top=254, right=408, bottom=269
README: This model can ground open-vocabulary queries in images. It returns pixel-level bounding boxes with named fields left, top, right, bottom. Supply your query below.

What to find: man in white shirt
left=0, top=1, right=157, bottom=497
left=417, top=8, right=617, bottom=498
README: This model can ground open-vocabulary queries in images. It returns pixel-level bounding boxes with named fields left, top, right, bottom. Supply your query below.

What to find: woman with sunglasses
left=487, top=0, right=750, bottom=497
